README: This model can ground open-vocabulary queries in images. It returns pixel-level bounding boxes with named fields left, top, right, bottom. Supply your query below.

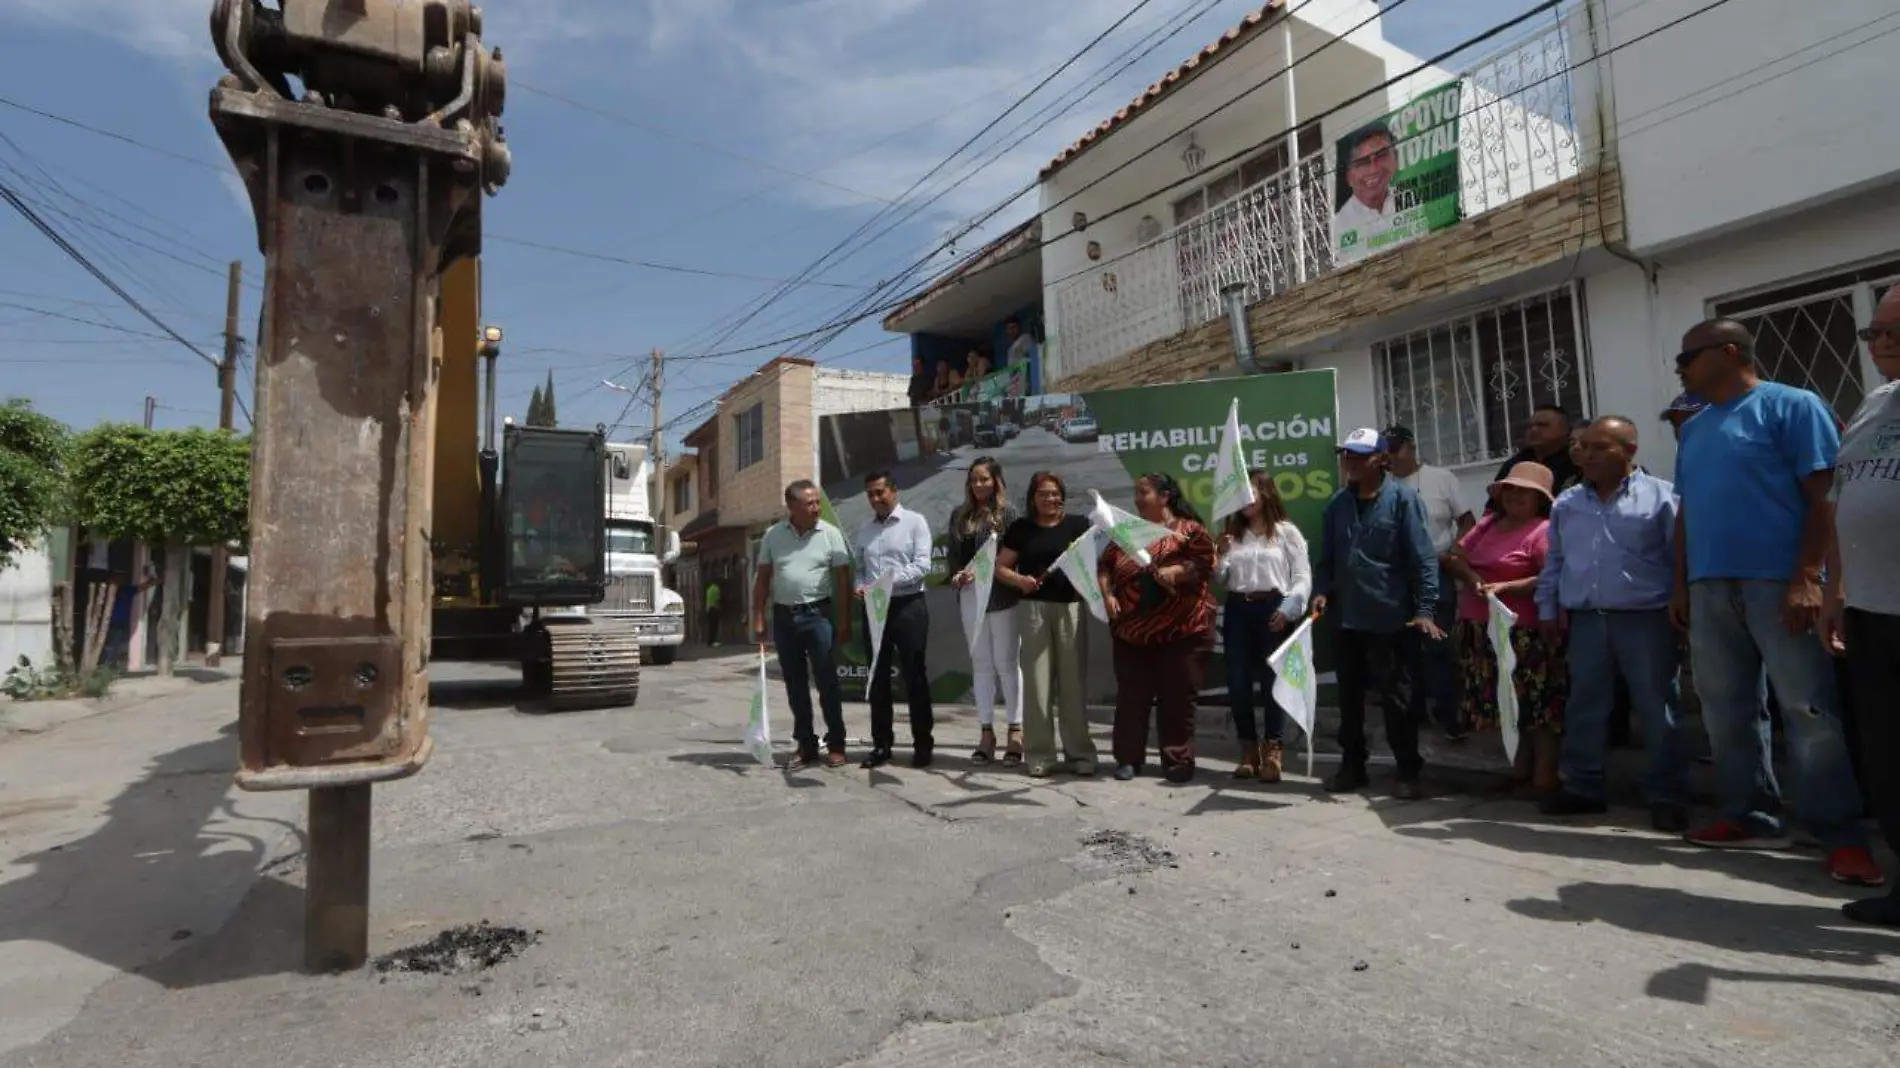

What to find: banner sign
left=1332, top=80, right=1463, bottom=267
left=818, top=370, right=1338, bottom=703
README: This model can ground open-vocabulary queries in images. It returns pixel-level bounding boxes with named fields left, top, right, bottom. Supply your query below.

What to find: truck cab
left=599, top=443, right=685, bottom=664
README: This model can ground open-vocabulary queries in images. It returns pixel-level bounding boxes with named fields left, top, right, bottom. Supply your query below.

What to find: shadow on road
left=1506, top=881, right=1900, bottom=1003
left=0, top=723, right=306, bottom=989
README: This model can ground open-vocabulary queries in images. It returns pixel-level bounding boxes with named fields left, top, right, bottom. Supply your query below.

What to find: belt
left=1228, top=589, right=1284, bottom=603
left=1569, top=606, right=1665, bottom=615
left=775, top=598, right=833, bottom=615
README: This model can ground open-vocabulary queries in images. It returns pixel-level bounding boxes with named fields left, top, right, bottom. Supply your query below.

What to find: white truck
left=598, top=442, right=685, bottom=665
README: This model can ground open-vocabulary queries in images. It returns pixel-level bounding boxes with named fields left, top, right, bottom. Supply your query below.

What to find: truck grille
left=604, top=574, right=656, bottom=614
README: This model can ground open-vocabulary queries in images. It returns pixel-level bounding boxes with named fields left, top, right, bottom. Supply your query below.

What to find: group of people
left=748, top=301, right=1900, bottom=928
left=906, top=318, right=1040, bottom=406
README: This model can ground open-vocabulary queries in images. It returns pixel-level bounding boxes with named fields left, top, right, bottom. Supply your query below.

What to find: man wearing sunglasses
left=1822, top=288, right=1900, bottom=924
left=1668, top=317, right=1881, bottom=887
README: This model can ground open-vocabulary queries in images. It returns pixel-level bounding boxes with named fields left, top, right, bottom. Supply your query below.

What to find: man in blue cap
left=1661, top=392, right=1707, bottom=441
left=1312, top=427, right=1444, bottom=799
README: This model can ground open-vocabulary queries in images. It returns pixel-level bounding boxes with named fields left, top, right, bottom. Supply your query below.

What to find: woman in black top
left=946, top=457, right=1022, bottom=765
left=996, top=471, right=1100, bottom=777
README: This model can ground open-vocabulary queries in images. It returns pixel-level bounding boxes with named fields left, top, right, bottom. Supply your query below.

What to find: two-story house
left=675, top=356, right=911, bottom=642
left=1021, top=0, right=1896, bottom=502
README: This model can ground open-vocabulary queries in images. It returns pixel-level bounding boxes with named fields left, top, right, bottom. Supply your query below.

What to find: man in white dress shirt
left=1386, top=425, right=1474, bottom=742
left=851, top=471, right=937, bottom=768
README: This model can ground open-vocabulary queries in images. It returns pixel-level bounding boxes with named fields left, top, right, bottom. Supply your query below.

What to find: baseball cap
left=1381, top=424, right=1416, bottom=447
left=1658, top=392, right=1707, bottom=419
left=1337, top=427, right=1385, bottom=456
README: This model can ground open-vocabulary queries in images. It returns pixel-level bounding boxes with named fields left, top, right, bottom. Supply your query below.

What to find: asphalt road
left=2, top=654, right=1896, bottom=1067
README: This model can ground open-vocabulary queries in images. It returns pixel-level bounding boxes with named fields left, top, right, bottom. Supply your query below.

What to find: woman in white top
left=1214, top=470, right=1312, bottom=782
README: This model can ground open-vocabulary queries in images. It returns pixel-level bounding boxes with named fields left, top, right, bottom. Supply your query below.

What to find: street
left=2, top=653, right=1896, bottom=1068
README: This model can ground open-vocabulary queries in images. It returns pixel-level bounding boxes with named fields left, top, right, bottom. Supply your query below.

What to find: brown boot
left=1234, top=742, right=1258, bottom=780
left=1257, top=741, right=1284, bottom=784
left=972, top=727, right=997, bottom=765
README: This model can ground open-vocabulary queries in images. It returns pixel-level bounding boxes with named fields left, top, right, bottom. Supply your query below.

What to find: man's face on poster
left=1347, top=132, right=1397, bottom=210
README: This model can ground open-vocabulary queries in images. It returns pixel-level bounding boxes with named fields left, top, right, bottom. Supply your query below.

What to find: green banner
left=1331, top=79, right=1463, bottom=266
left=818, top=371, right=1339, bottom=706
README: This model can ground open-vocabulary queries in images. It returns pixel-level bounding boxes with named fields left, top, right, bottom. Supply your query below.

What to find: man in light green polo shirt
left=752, top=479, right=855, bottom=768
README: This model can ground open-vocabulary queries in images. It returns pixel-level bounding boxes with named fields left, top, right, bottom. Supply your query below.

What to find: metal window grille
left=1712, top=258, right=1900, bottom=425
left=1373, top=283, right=1592, bottom=469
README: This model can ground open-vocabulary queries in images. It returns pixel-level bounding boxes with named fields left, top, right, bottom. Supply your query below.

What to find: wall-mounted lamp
left=1182, top=131, right=1206, bottom=174
left=1086, top=240, right=1102, bottom=261
left=1071, top=210, right=1088, bottom=232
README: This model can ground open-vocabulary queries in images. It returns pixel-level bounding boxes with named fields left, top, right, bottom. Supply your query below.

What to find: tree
left=526, top=384, right=545, bottom=426
left=539, top=370, right=558, bottom=428
left=70, top=425, right=250, bottom=676
left=0, top=398, right=71, bottom=570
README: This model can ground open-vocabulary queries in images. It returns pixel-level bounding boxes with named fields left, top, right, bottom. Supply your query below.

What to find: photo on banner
left=1331, top=79, right=1464, bottom=267
left=816, top=370, right=1339, bottom=704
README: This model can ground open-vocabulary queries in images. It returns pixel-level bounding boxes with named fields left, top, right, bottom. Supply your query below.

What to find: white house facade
left=1033, top=0, right=1899, bottom=506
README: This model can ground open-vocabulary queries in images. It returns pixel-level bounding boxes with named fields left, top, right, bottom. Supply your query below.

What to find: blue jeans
left=1223, top=593, right=1292, bottom=743
left=1559, top=609, right=1689, bottom=806
left=772, top=602, right=847, bottom=752
left=1688, top=580, right=1866, bottom=848
left=1412, top=587, right=1462, bottom=733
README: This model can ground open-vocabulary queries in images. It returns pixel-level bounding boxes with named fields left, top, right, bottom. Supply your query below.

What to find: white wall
left=0, top=545, right=53, bottom=672
left=813, top=368, right=911, bottom=418
left=1603, top=0, right=1900, bottom=255
left=1586, top=194, right=1900, bottom=479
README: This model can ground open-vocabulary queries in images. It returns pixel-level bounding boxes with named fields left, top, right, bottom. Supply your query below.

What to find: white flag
left=744, top=645, right=774, bottom=766
left=1486, top=592, right=1520, bottom=763
left=1054, top=527, right=1109, bottom=622
left=1087, top=490, right=1172, bottom=568
left=1267, top=615, right=1320, bottom=779
left=863, top=569, right=899, bottom=676
left=1209, top=397, right=1256, bottom=524
left=962, top=533, right=999, bottom=657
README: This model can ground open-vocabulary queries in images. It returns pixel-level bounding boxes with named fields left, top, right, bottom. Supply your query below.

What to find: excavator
left=212, top=0, right=638, bottom=770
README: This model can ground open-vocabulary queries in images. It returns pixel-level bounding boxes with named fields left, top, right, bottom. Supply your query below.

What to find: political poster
left=817, top=369, right=1338, bottom=705
left=1332, top=80, right=1464, bottom=267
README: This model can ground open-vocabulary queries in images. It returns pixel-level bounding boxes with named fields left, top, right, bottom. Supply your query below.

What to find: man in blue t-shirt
left=1670, top=317, right=1880, bottom=887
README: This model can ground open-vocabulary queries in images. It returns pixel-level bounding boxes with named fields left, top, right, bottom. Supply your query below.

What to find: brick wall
left=1052, top=168, right=1627, bottom=393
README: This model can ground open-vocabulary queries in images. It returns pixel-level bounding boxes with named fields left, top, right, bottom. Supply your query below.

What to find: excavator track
left=528, top=616, right=640, bottom=710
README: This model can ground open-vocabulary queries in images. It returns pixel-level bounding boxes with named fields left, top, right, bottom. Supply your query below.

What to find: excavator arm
left=207, top=0, right=509, bottom=971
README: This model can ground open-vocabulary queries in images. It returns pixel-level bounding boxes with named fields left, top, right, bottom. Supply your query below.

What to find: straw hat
left=1488, top=461, right=1555, bottom=503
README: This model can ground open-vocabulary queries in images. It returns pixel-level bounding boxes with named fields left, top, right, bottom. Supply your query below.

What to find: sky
left=0, top=0, right=1533, bottom=448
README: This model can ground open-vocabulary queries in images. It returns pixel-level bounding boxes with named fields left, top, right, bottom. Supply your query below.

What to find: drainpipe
left=1221, top=282, right=1263, bottom=374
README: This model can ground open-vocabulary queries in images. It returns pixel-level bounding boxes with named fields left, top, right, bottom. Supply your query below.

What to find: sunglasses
left=1857, top=325, right=1900, bottom=344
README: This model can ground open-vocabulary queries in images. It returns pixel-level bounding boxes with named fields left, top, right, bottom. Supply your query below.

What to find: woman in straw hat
left=1443, top=461, right=1567, bottom=795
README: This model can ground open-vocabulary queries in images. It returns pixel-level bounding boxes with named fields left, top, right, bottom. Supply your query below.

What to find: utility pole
left=649, top=347, right=666, bottom=549
left=129, top=395, right=156, bottom=672
left=206, top=260, right=241, bottom=667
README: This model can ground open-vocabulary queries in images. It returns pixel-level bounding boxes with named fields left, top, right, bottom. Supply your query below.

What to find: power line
left=0, top=175, right=221, bottom=370
left=0, top=94, right=227, bottom=172
left=484, top=235, right=877, bottom=289
left=514, top=80, right=896, bottom=206
left=666, top=0, right=1757, bottom=404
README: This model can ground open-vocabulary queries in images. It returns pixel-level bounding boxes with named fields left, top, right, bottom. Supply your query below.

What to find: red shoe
left=1683, top=819, right=1791, bottom=850
left=1827, top=847, right=1887, bottom=887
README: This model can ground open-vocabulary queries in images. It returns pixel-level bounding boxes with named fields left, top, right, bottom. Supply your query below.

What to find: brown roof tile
left=1039, top=1, right=1287, bottom=181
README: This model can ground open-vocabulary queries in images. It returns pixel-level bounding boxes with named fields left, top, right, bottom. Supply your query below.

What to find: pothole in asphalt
left=373, top=922, right=540, bottom=977
left=1074, top=830, right=1177, bottom=875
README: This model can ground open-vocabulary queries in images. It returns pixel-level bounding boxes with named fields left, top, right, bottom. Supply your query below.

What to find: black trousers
left=1844, top=609, right=1898, bottom=862
left=866, top=592, right=934, bottom=751
left=1336, top=626, right=1424, bottom=780
left=704, top=606, right=721, bottom=644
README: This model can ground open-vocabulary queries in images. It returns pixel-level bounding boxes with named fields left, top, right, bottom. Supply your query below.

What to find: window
left=1712, top=257, right=1899, bottom=426
left=702, top=443, right=719, bottom=500
left=733, top=403, right=765, bottom=471
left=672, top=473, right=692, bottom=514
left=1373, top=284, right=1591, bottom=469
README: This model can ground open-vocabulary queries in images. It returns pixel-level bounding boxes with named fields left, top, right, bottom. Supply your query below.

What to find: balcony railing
left=1052, top=16, right=1585, bottom=380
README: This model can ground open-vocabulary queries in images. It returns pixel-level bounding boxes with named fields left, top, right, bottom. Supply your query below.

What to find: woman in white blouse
left=1215, top=470, right=1313, bottom=782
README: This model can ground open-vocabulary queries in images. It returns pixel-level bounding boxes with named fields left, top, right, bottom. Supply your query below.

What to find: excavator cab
left=498, top=425, right=609, bottom=607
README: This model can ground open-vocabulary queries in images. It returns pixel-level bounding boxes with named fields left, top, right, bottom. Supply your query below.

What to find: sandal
left=1002, top=726, right=1024, bottom=767
left=971, top=727, right=997, bottom=765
